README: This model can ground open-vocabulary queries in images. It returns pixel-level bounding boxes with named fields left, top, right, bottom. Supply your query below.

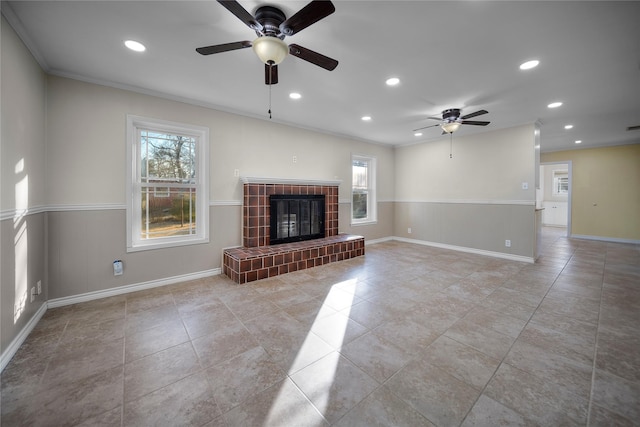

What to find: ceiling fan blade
left=427, top=116, right=442, bottom=121
left=412, top=123, right=440, bottom=132
left=279, top=1, right=335, bottom=36
left=217, top=1, right=263, bottom=32
left=461, top=109, right=488, bottom=120
left=289, top=44, right=338, bottom=71
left=461, top=120, right=490, bottom=126
left=196, top=41, right=252, bottom=55
left=265, top=63, right=278, bottom=85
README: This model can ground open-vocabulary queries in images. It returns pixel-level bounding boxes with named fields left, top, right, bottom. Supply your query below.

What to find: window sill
left=350, top=220, right=378, bottom=227
left=127, top=236, right=209, bottom=253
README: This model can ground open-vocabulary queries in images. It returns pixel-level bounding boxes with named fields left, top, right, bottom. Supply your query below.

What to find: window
left=351, top=154, right=377, bottom=224
left=126, top=116, right=209, bottom=252
left=553, top=170, right=569, bottom=195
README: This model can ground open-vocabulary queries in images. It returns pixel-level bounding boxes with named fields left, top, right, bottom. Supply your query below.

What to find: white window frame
left=126, top=115, right=209, bottom=252
left=351, top=154, right=377, bottom=225
left=552, top=170, right=569, bottom=195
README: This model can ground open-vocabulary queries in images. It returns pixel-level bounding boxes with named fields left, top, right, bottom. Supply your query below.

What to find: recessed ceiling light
left=547, top=101, right=563, bottom=109
left=124, top=40, right=146, bottom=52
left=289, top=92, right=302, bottom=100
left=519, top=60, right=539, bottom=70
left=386, top=77, right=400, bottom=86
left=575, top=140, right=582, bottom=144
left=361, top=116, right=372, bottom=121
left=414, top=132, right=422, bottom=137
left=564, top=124, right=574, bottom=130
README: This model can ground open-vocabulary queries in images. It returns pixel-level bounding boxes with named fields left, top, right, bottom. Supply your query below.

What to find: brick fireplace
left=222, top=177, right=365, bottom=284
left=242, top=179, right=339, bottom=248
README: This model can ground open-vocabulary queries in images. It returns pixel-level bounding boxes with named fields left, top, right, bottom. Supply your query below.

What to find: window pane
left=352, top=161, right=368, bottom=189
left=141, top=131, right=196, bottom=183
left=352, top=191, right=368, bottom=219
left=141, top=187, right=196, bottom=239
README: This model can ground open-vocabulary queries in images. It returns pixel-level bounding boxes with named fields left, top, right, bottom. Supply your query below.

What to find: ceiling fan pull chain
left=268, top=84, right=272, bottom=119
left=268, top=63, right=273, bottom=119
left=450, top=133, right=453, bottom=159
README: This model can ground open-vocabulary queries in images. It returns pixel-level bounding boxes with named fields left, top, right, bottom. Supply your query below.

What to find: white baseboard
left=1, top=303, right=48, bottom=372
left=364, top=236, right=394, bottom=245
left=389, top=236, right=535, bottom=263
left=48, top=268, right=221, bottom=308
left=570, top=234, right=640, bottom=245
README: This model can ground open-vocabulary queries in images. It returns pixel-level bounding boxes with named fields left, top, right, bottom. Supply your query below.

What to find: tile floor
left=2, top=228, right=639, bottom=426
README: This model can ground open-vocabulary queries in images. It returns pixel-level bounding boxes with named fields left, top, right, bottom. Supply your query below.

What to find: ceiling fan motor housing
left=442, top=108, right=461, bottom=122
left=254, top=6, right=287, bottom=38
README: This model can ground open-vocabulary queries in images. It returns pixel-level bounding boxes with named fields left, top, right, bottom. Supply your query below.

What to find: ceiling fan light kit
left=252, top=37, right=288, bottom=65
left=441, top=122, right=461, bottom=134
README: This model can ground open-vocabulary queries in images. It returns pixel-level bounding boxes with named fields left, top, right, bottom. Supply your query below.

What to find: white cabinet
left=542, top=201, right=568, bottom=226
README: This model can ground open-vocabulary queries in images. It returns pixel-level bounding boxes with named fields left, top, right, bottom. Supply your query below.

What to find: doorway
left=539, top=162, right=572, bottom=236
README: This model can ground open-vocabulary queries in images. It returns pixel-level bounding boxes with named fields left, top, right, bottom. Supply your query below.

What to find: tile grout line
left=458, top=229, right=578, bottom=425
left=585, top=246, right=608, bottom=427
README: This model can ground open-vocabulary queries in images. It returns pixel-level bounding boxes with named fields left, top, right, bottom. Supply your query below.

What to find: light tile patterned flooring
left=2, top=228, right=639, bottom=426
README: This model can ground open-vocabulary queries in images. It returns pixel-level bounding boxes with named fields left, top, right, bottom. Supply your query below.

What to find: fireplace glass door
left=270, top=195, right=325, bottom=245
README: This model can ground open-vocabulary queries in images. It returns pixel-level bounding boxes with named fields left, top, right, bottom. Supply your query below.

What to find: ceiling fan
left=414, top=108, right=491, bottom=134
left=196, top=0, right=339, bottom=85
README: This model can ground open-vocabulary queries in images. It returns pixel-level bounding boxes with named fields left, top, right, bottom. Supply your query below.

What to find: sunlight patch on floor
left=265, top=279, right=357, bottom=425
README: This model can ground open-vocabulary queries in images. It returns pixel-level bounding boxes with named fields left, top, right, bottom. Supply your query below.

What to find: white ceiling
left=4, top=1, right=640, bottom=152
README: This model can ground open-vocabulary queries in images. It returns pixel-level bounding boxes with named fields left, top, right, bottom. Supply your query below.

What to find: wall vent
left=627, top=125, right=640, bottom=131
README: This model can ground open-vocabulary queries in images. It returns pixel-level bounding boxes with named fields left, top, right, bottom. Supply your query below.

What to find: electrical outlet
left=113, top=260, right=123, bottom=276
left=30, top=287, right=36, bottom=302
left=292, top=155, right=297, bottom=163
left=37, top=280, right=42, bottom=295
left=505, top=239, right=511, bottom=248
left=408, top=227, right=412, bottom=234
left=233, top=169, right=239, bottom=177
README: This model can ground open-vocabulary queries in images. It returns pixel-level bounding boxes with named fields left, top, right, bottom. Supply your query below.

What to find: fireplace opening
left=270, top=194, right=325, bottom=245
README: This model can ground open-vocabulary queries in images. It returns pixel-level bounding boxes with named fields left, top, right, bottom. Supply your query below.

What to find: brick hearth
left=223, top=234, right=365, bottom=284
left=222, top=178, right=365, bottom=284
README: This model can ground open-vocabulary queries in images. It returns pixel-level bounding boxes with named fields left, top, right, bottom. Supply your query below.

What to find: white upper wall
left=45, top=76, right=395, bottom=205
left=1, top=15, right=47, bottom=212
left=394, top=124, right=537, bottom=202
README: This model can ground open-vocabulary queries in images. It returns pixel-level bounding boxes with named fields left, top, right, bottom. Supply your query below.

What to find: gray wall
left=1, top=16, right=48, bottom=354
left=393, top=124, right=538, bottom=259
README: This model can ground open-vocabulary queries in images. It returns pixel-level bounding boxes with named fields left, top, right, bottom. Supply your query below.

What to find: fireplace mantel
left=241, top=176, right=342, bottom=186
